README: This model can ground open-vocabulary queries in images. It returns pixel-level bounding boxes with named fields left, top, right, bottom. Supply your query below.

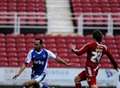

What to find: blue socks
left=42, top=82, right=48, bottom=88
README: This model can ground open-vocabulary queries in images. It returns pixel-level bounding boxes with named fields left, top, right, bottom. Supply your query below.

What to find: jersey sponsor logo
left=34, top=60, right=44, bottom=65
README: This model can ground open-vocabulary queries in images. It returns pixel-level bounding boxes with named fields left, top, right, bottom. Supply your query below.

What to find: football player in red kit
left=70, top=30, right=118, bottom=88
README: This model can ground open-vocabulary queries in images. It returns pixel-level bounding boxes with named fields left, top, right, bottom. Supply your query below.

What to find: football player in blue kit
left=13, top=39, right=70, bottom=88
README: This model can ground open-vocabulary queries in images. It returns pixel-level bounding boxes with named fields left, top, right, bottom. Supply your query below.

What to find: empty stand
left=0, top=34, right=119, bottom=68
left=71, top=0, right=120, bottom=32
left=71, top=0, right=120, bottom=14
left=0, top=0, right=46, bottom=12
left=0, top=0, right=46, bottom=26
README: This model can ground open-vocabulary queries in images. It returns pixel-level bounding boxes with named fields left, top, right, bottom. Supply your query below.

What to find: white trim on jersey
left=45, top=49, right=56, bottom=59
left=25, top=48, right=57, bottom=64
left=25, top=49, right=33, bottom=64
left=87, top=67, right=92, bottom=76
left=32, top=72, right=46, bottom=82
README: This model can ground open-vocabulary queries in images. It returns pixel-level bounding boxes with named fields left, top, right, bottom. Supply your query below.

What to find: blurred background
left=0, top=0, right=119, bottom=88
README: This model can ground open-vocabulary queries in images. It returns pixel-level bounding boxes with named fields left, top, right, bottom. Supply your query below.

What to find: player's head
left=34, top=39, right=43, bottom=51
left=92, top=30, right=103, bottom=42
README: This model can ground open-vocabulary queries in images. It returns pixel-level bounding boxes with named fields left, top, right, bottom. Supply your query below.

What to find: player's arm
left=13, top=50, right=32, bottom=79
left=105, top=47, right=118, bottom=71
left=46, top=49, right=70, bottom=66
left=70, top=43, right=89, bottom=56
left=12, top=63, right=27, bottom=79
left=54, top=56, right=70, bottom=66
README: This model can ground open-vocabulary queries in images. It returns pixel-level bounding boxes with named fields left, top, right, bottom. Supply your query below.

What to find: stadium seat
left=0, top=61, right=8, bottom=67
left=0, top=52, right=7, bottom=57
left=0, top=33, right=5, bottom=37
left=0, top=47, right=6, bottom=52
left=18, top=52, right=27, bottom=59
left=7, top=52, right=17, bottom=58
left=8, top=57, right=18, bottom=62
left=17, top=47, right=27, bottom=53
left=8, top=61, right=18, bottom=67
left=6, top=38, right=16, bottom=43
left=55, top=36, right=66, bottom=44
left=6, top=43, right=16, bottom=48
left=0, top=37, right=5, bottom=43
left=0, top=43, right=5, bottom=47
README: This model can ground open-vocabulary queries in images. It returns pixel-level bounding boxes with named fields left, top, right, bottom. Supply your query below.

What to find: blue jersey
left=25, top=48, right=56, bottom=78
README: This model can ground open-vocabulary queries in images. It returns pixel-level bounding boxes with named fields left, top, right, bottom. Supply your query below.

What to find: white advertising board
left=0, top=67, right=119, bottom=87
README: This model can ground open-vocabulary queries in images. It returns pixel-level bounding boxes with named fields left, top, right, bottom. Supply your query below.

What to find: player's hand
left=12, top=73, right=20, bottom=79
left=69, top=44, right=76, bottom=52
left=65, top=63, right=72, bottom=66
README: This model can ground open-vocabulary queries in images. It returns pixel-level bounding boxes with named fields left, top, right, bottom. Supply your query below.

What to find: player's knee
left=74, top=76, right=81, bottom=83
left=23, top=82, right=29, bottom=88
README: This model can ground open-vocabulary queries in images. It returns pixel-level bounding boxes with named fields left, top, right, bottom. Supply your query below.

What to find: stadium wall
left=0, top=86, right=116, bottom=88
left=0, top=68, right=119, bottom=88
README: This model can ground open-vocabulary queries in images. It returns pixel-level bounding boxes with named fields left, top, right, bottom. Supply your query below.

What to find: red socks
left=75, top=83, right=81, bottom=88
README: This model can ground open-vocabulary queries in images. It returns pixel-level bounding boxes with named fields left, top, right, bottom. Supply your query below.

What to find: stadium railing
left=0, top=12, right=120, bottom=35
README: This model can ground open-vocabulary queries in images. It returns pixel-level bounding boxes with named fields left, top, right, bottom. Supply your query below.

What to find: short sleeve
left=25, top=49, right=33, bottom=64
left=46, top=49, right=56, bottom=59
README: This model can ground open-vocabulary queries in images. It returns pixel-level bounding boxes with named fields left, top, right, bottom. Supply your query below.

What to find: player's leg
left=33, top=73, right=48, bottom=88
left=87, top=76, right=98, bottom=88
left=74, top=70, right=87, bottom=88
left=91, top=85, right=98, bottom=88
left=86, top=67, right=99, bottom=88
left=74, top=75, right=81, bottom=88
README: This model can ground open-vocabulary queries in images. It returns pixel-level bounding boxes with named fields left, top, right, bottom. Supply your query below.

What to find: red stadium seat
left=17, top=47, right=27, bottom=53
left=16, top=43, right=26, bottom=48
left=8, top=57, right=18, bottom=62
left=6, top=47, right=17, bottom=53
left=6, top=38, right=16, bottom=43
left=8, top=61, right=18, bottom=67
left=0, top=42, right=5, bottom=47
left=0, top=52, right=7, bottom=57
left=0, top=38, right=5, bottom=43
left=7, top=52, right=17, bottom=58
left=0, top=33, right=5, bottom=38
left=18, top=52, right=27, bottom=59
left=65, top=36, right=76, bottom=44
left=0, top=47, right=6, bottom=52
left=55, top=36, right=66, bottom=44
left=0, top=61, right=8, bottom=67
left=6, top=43, right=16, bottom=48
left=7, top=2, right=16, bottom=12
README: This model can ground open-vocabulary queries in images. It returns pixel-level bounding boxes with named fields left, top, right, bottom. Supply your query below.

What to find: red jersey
left=73, top=40, right=118, bottom=69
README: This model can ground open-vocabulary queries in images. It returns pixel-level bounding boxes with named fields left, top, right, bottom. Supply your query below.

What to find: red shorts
left=78, top=66, right=99, bottom=86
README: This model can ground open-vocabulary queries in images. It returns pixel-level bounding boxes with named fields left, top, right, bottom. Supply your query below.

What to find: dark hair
left=39, top=39, right=43, bottom=44
left=92, top=30, right=103, bottom=42
left=35, top=39, right=43, bottom=44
